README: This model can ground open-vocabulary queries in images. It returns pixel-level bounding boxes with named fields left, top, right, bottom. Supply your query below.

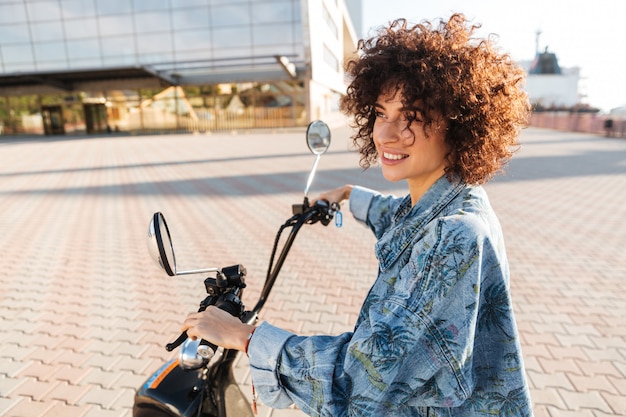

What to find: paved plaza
left=0, top=124, right=625, bottom=416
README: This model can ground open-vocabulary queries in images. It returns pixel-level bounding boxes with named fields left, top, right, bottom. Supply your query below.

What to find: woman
left=183, top=14, right=533, bottom=416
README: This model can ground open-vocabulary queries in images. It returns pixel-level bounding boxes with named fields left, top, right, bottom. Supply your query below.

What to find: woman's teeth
left=383, top=152, right=407, bottom=160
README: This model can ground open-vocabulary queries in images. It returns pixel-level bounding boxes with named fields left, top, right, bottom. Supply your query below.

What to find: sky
left=361, top=0, right=626, bottom=113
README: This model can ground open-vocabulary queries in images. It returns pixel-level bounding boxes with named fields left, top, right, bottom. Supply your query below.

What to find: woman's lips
left=381, top=151, right=408, bottom=163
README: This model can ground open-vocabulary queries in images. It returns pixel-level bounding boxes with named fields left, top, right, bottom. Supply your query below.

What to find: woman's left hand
left=181, top=306, right=255, bottom=351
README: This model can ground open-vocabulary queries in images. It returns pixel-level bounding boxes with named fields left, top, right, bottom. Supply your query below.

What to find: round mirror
left=147, top=212, right=176, bottom=276
left=306, top=120, right=331, bottom=155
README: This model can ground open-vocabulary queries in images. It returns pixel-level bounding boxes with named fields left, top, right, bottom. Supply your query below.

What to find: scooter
left=133, top=121, right=338, bottom=417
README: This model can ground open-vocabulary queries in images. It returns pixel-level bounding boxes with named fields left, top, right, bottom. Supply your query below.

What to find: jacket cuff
left=349, top=185, right=376, bottom=223
left=247, top=321, right=296, bottom=408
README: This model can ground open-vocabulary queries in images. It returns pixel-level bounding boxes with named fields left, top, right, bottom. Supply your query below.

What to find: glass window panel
left=101, top=35, right=136, bottom=58
left=174, top=49, right=212, bottom=62
left=253, top=44, right=298, bottom=58
left=212, top=46, right=252, bottom=60
left=212, top=26, right=251, bottom=49
left=66, top=38, right=101, bottom=60
left=64, top=18, right=99, bottom=39
left=2, top=44, right=34, bottom=64
left=4, top=62, right=35, bottom=72
left=69, top=57, right=103, bottom=68
left=0, top=24, right=31, bottom=44
left=171, top=0, right=208, bottom=7
left=172, top=8, right=209, bottom=31
left=133, top=0, right=169, bottom=12
left=251, top=0, right=293, bottom=24
left=252, top=23, right=293, bottom=46
left=0, top=3, right=27, bottom=24
left=33, top=41, right=67, bottom=62
left=98, top=15, right=134, bottom=36
left=102, top=55, right=137, bottom=66
left=36, top=60, right=68, bottom=71
left=136, top=32, right=173, bottom=57
left=31, top=21, right=64, bottom=42
left=26, top=1, right=62, bottom=22
left=61, top=0, right=96, bottom=18
left=210, top=0, right=248, bottom=4
left=95, top=0, right=132, bottom=15
left=134, top=11, right=172, bottom=33
left=210, top=5, right=250, bottom=27
left=174, top=29, right=211, bottom=51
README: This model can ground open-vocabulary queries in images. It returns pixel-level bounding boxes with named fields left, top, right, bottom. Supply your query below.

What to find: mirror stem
left=303, top=154, right=321, bottom=198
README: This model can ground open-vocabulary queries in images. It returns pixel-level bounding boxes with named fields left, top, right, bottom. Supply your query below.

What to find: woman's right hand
left=312, top=184, right=353, bottom=206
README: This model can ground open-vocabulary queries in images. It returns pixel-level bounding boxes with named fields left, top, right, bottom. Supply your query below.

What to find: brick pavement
left=0, top=125, right=624, bottom=416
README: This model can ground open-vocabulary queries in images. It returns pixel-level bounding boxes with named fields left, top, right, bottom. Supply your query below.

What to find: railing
left=529, top=112, right=626, bottom=138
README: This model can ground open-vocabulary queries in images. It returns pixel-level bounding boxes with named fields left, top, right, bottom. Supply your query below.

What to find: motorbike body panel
left=133, top=357, right=253, bottom=417
left=134, top=359, right=205, bottom=417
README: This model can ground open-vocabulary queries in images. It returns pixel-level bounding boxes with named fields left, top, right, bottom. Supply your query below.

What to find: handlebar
left=164, top=199, right=336, bottom=357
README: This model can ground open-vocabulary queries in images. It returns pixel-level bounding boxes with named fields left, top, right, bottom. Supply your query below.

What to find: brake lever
left=166, top=331, right=188, bottom=351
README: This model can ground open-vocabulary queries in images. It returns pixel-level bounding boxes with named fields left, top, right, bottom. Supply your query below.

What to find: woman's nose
left=377, top=119, right=407, bottom=143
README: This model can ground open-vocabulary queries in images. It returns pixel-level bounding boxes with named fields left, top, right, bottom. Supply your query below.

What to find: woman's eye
left=374, top=111, right=386, bottom=119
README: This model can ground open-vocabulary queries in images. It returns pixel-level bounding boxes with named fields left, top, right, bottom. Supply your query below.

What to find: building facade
left=0, top=0, right=360, bottom=135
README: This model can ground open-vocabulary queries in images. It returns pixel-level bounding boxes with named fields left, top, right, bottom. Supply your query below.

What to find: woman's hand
left=311, top=184, right=353, bottom=206
left=181, top=306, right=255, bottom=352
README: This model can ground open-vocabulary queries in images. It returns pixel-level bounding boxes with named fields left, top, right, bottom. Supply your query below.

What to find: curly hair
left=340, top=14, right=530, bottom=184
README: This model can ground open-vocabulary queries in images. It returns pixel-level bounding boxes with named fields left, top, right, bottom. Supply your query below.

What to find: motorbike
left=133, top=120, right=339, bottom=417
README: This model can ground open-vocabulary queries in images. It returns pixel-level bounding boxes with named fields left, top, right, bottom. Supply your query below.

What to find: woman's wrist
left=342, top=184, right=353, bottom=201
left=237, top=324, right=257, bottom=352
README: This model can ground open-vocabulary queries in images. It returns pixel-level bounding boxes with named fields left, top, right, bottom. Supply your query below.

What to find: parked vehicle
left=133, top=121, right=337, bottom=417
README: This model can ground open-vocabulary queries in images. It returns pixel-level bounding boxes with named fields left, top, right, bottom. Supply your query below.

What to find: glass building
left=0, top=0, right=360, bottom=135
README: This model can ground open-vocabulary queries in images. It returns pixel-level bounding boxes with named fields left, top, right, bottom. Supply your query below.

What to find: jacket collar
left=375, top=176, right=466, bottom=272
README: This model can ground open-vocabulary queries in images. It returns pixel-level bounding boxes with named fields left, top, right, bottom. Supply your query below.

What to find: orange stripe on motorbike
left=149, top=359, right=179, bottom=389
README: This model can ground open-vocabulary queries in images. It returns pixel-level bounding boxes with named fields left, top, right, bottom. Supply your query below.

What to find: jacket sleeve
left=349, top=186, right=403, bottom=239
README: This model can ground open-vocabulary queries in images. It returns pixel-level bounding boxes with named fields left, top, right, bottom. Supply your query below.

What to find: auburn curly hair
left=340, top=14, right=530, bottom=184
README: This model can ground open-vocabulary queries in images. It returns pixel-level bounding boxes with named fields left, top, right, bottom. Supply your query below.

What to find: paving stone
left=557, top=390, right=613, bottom=414
left=1, top=127, right=625, bottom=416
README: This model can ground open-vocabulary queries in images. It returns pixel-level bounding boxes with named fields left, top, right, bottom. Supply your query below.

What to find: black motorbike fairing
left=133, top=359, right=205, bottom=417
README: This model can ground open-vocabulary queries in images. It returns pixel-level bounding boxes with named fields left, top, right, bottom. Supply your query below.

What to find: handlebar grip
left=197, top=339, right=218, bottom=360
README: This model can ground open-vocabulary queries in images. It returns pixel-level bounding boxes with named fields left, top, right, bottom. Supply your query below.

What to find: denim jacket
left=248, top=176, right=533, bottom=416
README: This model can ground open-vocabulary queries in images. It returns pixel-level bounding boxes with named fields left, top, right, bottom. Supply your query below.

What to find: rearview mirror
left=303, top=120, right=331, bottom=198
left=147, top=212, right=218, bottom=276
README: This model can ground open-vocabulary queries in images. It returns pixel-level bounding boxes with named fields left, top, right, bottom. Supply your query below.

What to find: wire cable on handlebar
left=265, top=214, right=299, bottom=285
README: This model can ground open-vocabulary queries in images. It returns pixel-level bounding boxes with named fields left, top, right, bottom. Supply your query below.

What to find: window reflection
left=33, top=41, right=66, bottom=63
left=212, top=26, right=252, bottom=49
left=69, top=57, right=104, bottom=69
left=0, top=4, right=28, bottom=24
left=172, top=8, right=210, bottom=30
left=60, top=0, right=96, bottom=18
left=0, top=24, right=31, bottom=44
left=101, top=36, right=137, bottom=59
left=98, top=15, right=134, bottom=36
left=95, top=0, right=132, bottom=15
left=170, top=0, right=208, bottom=7
left=26, top=2, right=62, bottom=22
left=2, top=44, right=34, bottom=64
left=67, top=39, right=101, bottom=60
left=31, top=21, right=65, bottom=42
left=252, top=1, right=293, bottom=23
left=64, top=18, right=99, bottom=39
left=133, top=0, right=170, bottom=12
left=136, top=33, right=174, bottom=61
left=253, top=23, right=293, bottom=46
left=174, top=29, right=212, bottom=51
left=134, top=11, right=172, bottom=33
left=211, top=5, right=250, bottom=27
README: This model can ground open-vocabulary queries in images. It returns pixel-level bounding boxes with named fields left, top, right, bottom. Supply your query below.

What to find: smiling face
left=373, top=89, right=450, bottom=205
